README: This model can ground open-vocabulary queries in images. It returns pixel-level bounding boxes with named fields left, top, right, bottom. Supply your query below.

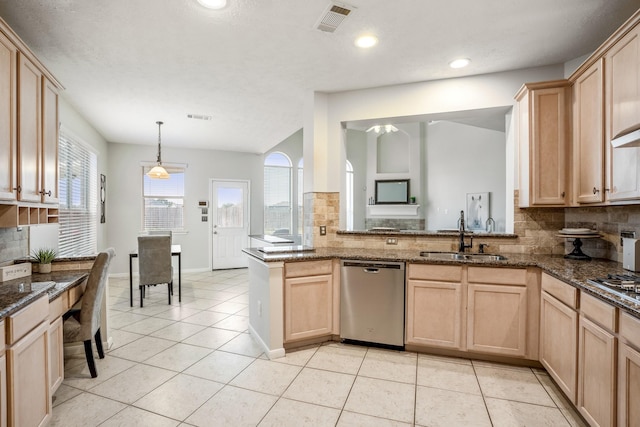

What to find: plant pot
left=39, top=263, right=52, bottom=274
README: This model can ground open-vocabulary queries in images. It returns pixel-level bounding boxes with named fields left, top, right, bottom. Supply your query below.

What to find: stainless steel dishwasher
left=340, top=260, right=405, bottom=348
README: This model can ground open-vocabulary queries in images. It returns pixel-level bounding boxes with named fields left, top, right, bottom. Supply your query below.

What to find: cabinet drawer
left=541, top=273, right=578, bottom=309
left=285, top=260, right=332, bottom=278
left=580, top=293, right=617, bottom=332
left=620, top=312, right=640, bottom=349
left=408, top=264, right=462, bottom=282
left=68, top=283, right=84, bottom=307
left=5, top=295, right=48, bottom=345
left=48, top=294, right=66, bottom=320
left=468, top=266, right=527, bottom=286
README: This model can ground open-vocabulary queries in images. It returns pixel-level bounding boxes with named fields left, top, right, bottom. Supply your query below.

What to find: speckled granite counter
left=243, top=247, right=640, bottom=318
left=0, top=270, right=89, bottom=320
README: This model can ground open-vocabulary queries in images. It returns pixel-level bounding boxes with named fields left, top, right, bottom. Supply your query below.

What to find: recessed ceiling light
left=449, top=58, right=470, bottom=69
left=196, top=0, right=227, bottom=10
left=355, top=35, right=378, bottom=48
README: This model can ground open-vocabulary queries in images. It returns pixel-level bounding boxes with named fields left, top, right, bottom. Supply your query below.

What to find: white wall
left=425, top=121, right=506, bottom=231
left=29, top=96, right=110, bottom=254
left=319, top=64, right=565, bottom=228
left=345, top=129, right=367, bottom=230
left=107, top=143, right=264, bottom=274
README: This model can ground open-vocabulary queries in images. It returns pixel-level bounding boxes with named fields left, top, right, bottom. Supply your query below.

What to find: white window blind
left=142, top=165, right=185, bottom=231
left=58, top=130, right=98, bottom=257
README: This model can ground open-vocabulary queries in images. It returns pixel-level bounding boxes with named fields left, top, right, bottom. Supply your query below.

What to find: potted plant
left=31, top=248, right=57, bottom=274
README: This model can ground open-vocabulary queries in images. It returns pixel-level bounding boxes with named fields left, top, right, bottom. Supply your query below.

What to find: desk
left=129, top=244, right=181, bottom=307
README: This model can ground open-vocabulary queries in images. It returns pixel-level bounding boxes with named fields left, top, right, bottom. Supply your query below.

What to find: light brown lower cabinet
left=0, top=319, right=6, bottom=427
left=577, top=307, right=616, bottom=427
left=467, top=283, right=527, bottom=357
left=5, top=295, right=51, bottom=427
left=283, top=260, right=335, bottom=343
left=618, top=312, right=640, bottom=427
left=48, top=316, right=64, bottom=394
left=6, top=320, right=51, bottom=427
left=406, top=264, right=463, bottom=349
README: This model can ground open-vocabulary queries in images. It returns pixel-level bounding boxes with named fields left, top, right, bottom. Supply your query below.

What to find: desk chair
left=137, top=235, right=173, bottom=307
left=63, top=248, right=115, bottom=378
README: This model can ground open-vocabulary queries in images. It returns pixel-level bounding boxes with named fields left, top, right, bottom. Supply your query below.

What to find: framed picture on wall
left=466, top=192, right=489, bottom=231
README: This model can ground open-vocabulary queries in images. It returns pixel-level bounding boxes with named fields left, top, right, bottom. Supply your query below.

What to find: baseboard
left=248, top=324, right=285, bottom=360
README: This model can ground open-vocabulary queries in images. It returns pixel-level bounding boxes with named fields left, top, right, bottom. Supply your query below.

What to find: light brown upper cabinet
left=41, top=78, right=59, bottom=204
left=0, top=31, right=17, bottom=202
left=516, top=81, right=571, bottom=207
left=573, top=59, right=605, bottom=204
left=606, top=24, right=640, bottom=201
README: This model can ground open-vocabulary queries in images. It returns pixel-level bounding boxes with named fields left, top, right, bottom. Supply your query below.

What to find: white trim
left=367, top=204, right=420, bottom=216
left=249, top=323, right=285, bottom=360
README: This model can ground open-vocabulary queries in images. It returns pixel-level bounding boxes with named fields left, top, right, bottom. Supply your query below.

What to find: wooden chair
left=137, top=235, right=173, bottom=307
left=63, top=248, right=115, bottom=378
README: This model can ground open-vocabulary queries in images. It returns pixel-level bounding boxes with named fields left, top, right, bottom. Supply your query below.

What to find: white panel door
left=211, top=179, right=249, bottom=270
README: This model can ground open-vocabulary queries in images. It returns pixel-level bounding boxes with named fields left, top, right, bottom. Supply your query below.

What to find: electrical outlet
left=386, top=237, right=398, bottom=245
left=319, top=225, right=326, bottom=235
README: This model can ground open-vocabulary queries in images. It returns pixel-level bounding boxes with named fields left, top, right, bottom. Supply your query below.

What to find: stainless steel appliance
left=340, top=260, right=405, bottom=348
left=587, top=274, right=640, bottom=303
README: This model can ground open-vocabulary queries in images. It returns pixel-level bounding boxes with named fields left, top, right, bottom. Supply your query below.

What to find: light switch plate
left=0, top=263, right=32, bottom=282
left=319, top=226, right=326, bottom=235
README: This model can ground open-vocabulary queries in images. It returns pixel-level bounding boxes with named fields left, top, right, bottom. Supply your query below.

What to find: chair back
left=138, top=235, right=172, bottom=286
left=80, top=248, right=115, bottom=338
left=146, top=230, right=172, bottom=242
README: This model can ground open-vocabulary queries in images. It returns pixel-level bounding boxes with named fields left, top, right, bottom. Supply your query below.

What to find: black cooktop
left=587, top=274, right=640, bottom=303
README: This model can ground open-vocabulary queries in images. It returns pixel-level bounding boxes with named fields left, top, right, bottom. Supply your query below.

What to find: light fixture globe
left=147, top=121, right=170, bottom=180
left=196, top=0, right=227, bottom=10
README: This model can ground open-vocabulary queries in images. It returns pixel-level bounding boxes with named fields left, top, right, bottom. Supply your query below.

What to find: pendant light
left=147, top=121, right=170, bottom=179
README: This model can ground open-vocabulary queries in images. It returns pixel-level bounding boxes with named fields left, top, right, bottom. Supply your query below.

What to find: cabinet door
left=606, top=25, right=640, bottom=201
left=48, top=316, right=63, bottom=394
left=618, top=342, right=640, bottom=427
left=607, top=25, right=640, bottom=140
left=530, top=87, right=570, bottom=205
left=17, top=53, right=42, bottom=203
left=406, top=279, right=463, bottom=349
left=284, top=274, right=332, bottom=342
left=573, top=59, right=605, bottom=204
left=467, top=284, right=527, bottom=357
left=577, top=316, right=616, bottom=427
left=41, top=78, right=58, bottom=204
left=0, top=31, right=17, bottom=201
left=0, top=352, right=6, bottom=427
left=6, top=321, right=51, bottom=427
left=540, top=291, right=578, bottom=403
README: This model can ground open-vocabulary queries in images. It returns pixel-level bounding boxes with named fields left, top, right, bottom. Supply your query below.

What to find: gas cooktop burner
left=587, top=274, right=640, bottom=303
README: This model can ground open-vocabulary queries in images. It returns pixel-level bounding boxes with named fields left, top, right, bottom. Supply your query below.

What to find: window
left=264, top=152, right=292, bottom=235
left=297, top=158, right=303, bottom=236
left=58, top=130, right=98, bottom=256
left=142, top=165, right=185, bottom=231
left=346, top=160, right=354, bottom=230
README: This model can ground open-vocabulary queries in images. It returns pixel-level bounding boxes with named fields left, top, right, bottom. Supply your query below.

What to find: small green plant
left=30, top=248, right=57, bottom=264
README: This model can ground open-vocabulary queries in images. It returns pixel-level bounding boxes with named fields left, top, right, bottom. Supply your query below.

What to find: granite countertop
left=243, top=247, right=640, bottom=318
left=0, top=270, right=89, bottom=320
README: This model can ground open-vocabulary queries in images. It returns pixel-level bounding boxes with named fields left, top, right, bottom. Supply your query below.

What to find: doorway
left=210, top=179, right=250, bottom=269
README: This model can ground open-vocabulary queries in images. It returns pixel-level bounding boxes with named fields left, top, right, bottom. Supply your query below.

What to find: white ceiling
left=0, top=0, right=637, bottom=153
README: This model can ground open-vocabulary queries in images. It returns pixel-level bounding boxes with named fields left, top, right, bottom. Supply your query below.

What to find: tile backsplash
left=0, top=227, right=28, bottom=267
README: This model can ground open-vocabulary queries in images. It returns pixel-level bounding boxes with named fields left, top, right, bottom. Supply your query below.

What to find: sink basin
left=419, top=251, right=507, bottom=261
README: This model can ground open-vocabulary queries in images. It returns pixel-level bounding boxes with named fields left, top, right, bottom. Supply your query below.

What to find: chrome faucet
left=458, top=210, right=473, bottom=253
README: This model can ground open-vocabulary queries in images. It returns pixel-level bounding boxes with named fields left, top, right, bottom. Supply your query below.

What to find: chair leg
left=95, top=328, right=104, bottom=359
left=140, top=285, right=144, bottom=307
left=84, top=340, right=98, bottom=378
left=167, top=282, right=172, bottom=305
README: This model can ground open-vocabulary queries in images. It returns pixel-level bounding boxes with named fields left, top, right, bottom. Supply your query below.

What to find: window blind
left=58, top=130, right=98, bottom=257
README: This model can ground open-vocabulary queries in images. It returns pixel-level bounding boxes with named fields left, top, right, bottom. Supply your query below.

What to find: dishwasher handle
left=363, top=268, right=380, bottom=274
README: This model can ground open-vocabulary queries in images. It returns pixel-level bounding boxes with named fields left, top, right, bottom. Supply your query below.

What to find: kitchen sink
left=419, top=251, right=507, bottom=261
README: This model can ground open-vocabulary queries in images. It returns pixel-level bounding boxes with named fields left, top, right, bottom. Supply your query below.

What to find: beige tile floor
left=52, top=269, right=588, bottom=427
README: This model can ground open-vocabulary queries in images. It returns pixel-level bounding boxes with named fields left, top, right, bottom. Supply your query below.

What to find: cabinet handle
left=13, top=186, right=21, bottom=193
left=593, top=187, right=600, bottom=194
left=561, top=191, right=565, bottom=198
left=39, top=189, right=52, bottom=197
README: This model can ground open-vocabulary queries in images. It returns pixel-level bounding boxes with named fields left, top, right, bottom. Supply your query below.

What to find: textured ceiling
left=0, top=0, right=637, bottom=153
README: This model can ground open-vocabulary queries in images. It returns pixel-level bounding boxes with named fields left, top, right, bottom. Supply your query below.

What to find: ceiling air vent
left=316, top=2, right=354, bottom=33
left=187, top=113, right=212, bottom=121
